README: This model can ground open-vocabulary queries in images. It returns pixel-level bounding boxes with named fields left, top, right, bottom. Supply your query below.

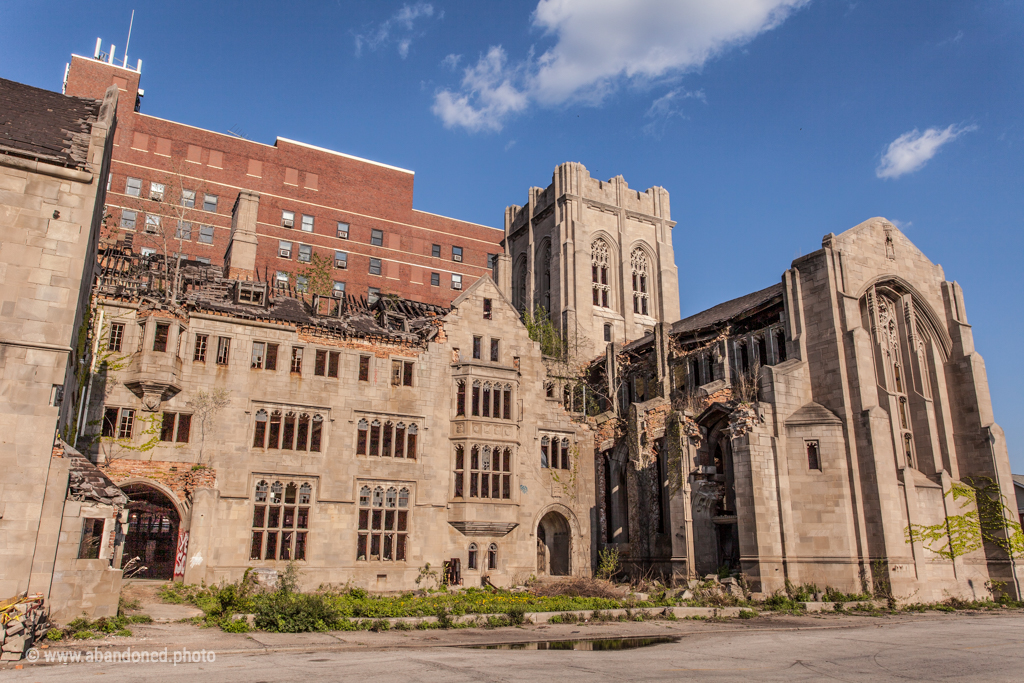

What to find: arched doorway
left=121, top=483, right=181, bottom=579
left=537, top=511, right=571, bottom=576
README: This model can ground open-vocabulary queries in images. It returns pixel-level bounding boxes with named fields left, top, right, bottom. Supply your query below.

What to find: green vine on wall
left=905, top=478, right=1024, bottom=560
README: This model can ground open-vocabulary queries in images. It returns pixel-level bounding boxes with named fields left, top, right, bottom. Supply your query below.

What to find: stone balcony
left=122, top=349, right=183, bottom=410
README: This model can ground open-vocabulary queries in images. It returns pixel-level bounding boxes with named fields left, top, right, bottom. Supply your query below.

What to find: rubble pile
left=0, top=594, right=47, bottom=661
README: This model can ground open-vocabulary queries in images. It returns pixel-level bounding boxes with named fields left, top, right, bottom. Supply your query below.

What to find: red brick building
left=63, top=48, right=502, bottom=307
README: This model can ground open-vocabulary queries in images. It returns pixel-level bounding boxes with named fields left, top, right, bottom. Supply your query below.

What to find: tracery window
left=631, top=248, right=650, bottom=316
left=875, top=293, right=917, bottom=468
left=461, top=379, right=513, bottom=420
left=539, top=241, right=551, bottom=311
left=250, top=478, right=311, bottom=561
left=356, top=484, right=409, bottom=561
left=453, top=444, right=512, bottom=500
left=487, top=543, right=498, bottom=570
left=356, top=416, right=418, bottom=458
left=540, top=435, right=572, bottom=470
left=253, top=409, right=323, bottom=452
left=591, top=239, right=610, bottom=308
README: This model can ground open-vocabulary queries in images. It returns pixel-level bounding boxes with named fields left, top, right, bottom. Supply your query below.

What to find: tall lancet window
left=877, top=294, right=916, bottom=469
left=592, top=240, right=610, bottom=308
left=540, top=242, right=551, bottom=311
left=631, top=248, right=650, bottom=316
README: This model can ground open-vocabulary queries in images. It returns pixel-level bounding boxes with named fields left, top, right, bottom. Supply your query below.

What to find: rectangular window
left=359, top=355, right=370, bottom=381
left=193, top=334, right=208, bottom=362
left=430, top=272, right=439, bottom=286
left=126, top=177, right=142, bottom=197
left=196, top=256, right=211, bottom=265
left=216, top=337, right=230, bottom=365
left=199, top=225, right=214, bottom=244
left=368, top=287, right=380, bottom=304
left=291, top=347, right=303, bottom=373
left=483, top=298, right=492, bottom=320
left=296, top=275, right=308, bottom=292
left=108, top=322, right=125, bottom=352
left=278, top=240, right=292, bottom=259
left=78, top=518, right=105, bottom=560
left=275, top=271, right=289, bottom=288
left=117, top=408, right=135, bottom=439
left=487, top=253, right=497, bottom=269
left=391, top=360, right=414, bottom=387
left=333, top=281, right=345, bottom=296
left=370, top=229, right=383, bottom=246
left=251, top=342, right=266, bottom=369
left=102, top=407, right=119, bottom=437
left=459, top=446, right=511, bottom=501
left=282, top=210, right=295, bottom=228
left=473, top=336, right=482, bottom=360
left=431, top=244, right=441, bottom=258
left=149, top=181, right=164, bottom=201
left=604, top=323, right=612, bottom=342
left=301, top=214, right=314, bottom=232
left=369, top=258, right=381, bottom=275
left=490, top=338, right=500, bottom=362
left=452, top=246, right=463, bottom=262
left=251, top=478, right=312, bottom=561
left=334, top=251, right=348, bottom=269
left=337, top=222, right=349, bottom=239
left=298, top=244, right=312, bottom=263
left=314, top=350, right=340, bottom=378
left=181, top=189, right=196, bottom=208
left=160, top=412, right=191, bottom=443
left=153, top=322, right=170, bottom=352
left=120, top=210, right=137, bottom=229
left=175, top=221, right=192, bottom=241
left=452, top=273, right=462, bottom=290
left=807, top=440, right=821, bottom=471
left=144, top=214, right=161, bottom=233
left=203, top=194, right=218, bottom=212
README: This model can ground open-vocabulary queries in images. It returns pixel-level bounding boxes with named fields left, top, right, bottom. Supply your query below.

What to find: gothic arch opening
left=120, top=482, right=181, bottom=580
left=537, top=511, right=571, bottom=576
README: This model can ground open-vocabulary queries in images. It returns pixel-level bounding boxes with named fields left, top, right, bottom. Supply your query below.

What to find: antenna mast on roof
left=123, top=9, right=135, bottom=68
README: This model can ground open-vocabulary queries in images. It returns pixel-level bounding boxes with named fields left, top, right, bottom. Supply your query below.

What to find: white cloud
left=875, top=124, right=977, bottom=179
left=355, top=3, right=435, bottom=59
left=432, top=46, right=530, bottom=132
left=505, top=139, right=517, bottom=151
left=441, top=53, right=462, bottom=70
left=642, top=87, right=706, bottom=136
left=433, top=0, right=809, bottom=131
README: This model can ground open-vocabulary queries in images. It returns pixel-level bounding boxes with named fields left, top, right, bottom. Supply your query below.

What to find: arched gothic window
left=468, top=543, right=478, bottom=570
left=539, top=241, right=551, bottom=311
left=255, top=480, right=268, bottom=503
left=487, top=543, right=498, bottom=570
left=513, top=257, right=528, bottom=312
left=631, top=248, right=650, bottom=316
left=592, top=240, right=610, bottom=308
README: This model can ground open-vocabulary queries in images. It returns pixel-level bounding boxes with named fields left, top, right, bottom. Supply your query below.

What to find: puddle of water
left=469, top=636, right=679, bottom=651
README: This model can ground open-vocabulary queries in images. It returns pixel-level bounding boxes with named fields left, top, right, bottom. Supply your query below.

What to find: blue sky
left=3, top=1, right=1023, bottom=470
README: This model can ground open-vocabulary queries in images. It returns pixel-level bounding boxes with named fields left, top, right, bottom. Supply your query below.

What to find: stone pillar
left=494, top=253, right=513, bottom=301
left=224, top=191, right=260, bottom=281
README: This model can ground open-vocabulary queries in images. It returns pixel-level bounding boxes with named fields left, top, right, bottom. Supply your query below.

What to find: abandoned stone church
left=1, top=50, right=1019, bottom=620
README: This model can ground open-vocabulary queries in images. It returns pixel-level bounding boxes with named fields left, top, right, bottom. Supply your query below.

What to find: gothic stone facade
left=85, top=270, right=593, bottom=590
left=593, top=218, right=1019, bottom=601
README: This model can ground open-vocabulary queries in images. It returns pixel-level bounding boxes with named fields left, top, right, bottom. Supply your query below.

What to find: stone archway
left=120, top=482, right=181, bottom=579
left=537, top=511, right=572, bottom=576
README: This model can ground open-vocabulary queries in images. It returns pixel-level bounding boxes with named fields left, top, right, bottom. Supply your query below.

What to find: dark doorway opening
left=121, top=483, right=180, bottom=579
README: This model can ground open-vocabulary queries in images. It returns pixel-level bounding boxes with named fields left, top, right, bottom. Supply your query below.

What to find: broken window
left=314, top=350, right=340, bottom=378
left=490, top=338, right=499, bottom=363
left=125, top=177, right=142, bottom=197
left=358, top=355, right=370, bottom=381
left=160, top=412, right=191, bottom=443
left=472, top=336, right=482, bottom=360
left=461, top=445, right=511, bottom=500
left=481, top=382, right=492, bottom=418
left=193, top=334, right=208, bottom=362
left=102, top=407, right=118, bottom=438
left=78, top=518, right=105, bottom=560
left=368, top=287, right=380, bottom=304
left=108, top=322, right=125, bottom=352
left=117, top=408, right=135, bottom=439
left=592, top=239, right=611, bottom=308
left=631, top=248, right=650, bottom=316
left=503, top=384, right=512, bottom=420
left=148, top=182, right=164, bottom=201
left=390, top=360, right=414, bottom=387
left=216, top=337, right=230, bottom=365
left=545, top=382, right=554, bottom=398
left=806, top=440, right=821, bottom=471
left=290, top=347, right=303, bottom=374
left=757, top=335, right=769, bottom=367
left=254, top=409, right=323, bottom=451
left=775, top=329, right=787, bottom=362
left=455, top=380, right=466, bottom=417
left=250, top=478, right=310, bottom=561
left=153, top=322, right=170, bottom=352
left=357, top=483, right=409, bottom=561
left=120, top=210, right=136, bottom=229
left=471, top=380, right=481, bottom=416
left=604, top=323, right=612, bottom=342
left=144, top=214, right=161, bottom=233
left=483, top=298, right=492, bottom=319
left=251, top=342, right=278, bottom=370
left=370, top=229, right=383, bottom=246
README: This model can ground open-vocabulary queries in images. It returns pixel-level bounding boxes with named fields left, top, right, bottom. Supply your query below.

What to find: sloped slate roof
left=672, top=283, right=783, bottom=336
left=0, top=77, right=101, bottom=169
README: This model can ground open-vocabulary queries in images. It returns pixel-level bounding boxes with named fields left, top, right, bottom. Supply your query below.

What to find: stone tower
left=500, top=162, right=680, bottom=357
